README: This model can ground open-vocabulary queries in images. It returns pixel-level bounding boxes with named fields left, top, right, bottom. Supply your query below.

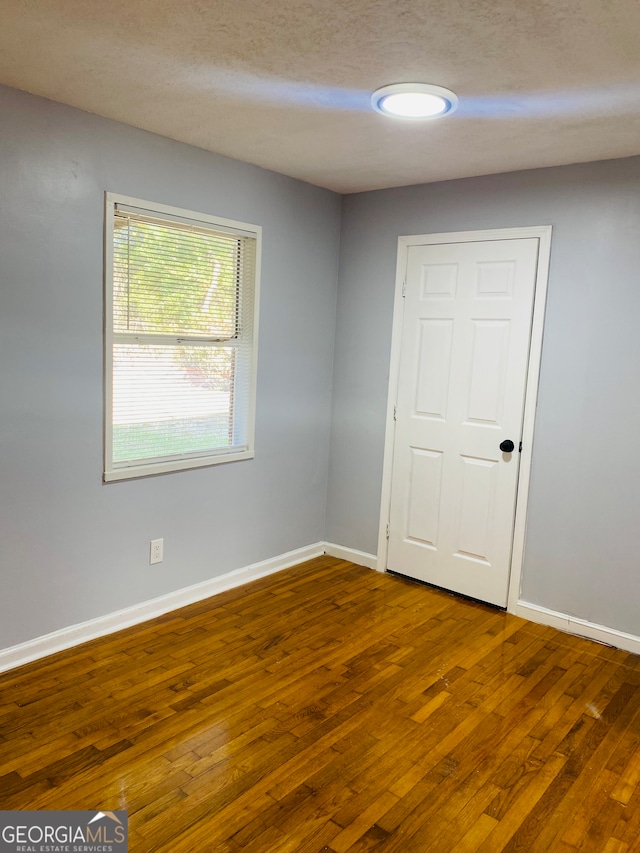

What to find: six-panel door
left=387, top=238, right=540, bottom=606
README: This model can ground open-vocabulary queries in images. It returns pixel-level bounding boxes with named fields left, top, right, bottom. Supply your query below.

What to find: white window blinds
left=104, top=196, right=260, bottom=481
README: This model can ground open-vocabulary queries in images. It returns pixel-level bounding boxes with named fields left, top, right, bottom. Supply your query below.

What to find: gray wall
left=0, top=85, right=341, bottom=650
left=3, top=80, right=640, bottom=652
left=327, top=158, right=640, bottom=637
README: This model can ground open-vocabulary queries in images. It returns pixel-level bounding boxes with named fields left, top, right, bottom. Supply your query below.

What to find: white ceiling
left=2, top=0, right=640, bottom=193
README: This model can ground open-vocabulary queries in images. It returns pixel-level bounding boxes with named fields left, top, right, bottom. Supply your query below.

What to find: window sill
left=104, top=448, right=254, bottom=482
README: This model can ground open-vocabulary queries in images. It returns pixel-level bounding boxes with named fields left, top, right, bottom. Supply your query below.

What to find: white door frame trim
left=376, top=226, right=553, bottom=614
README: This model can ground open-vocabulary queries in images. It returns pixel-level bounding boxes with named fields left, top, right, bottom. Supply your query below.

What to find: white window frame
left=103, top=193, right=261, bottom=482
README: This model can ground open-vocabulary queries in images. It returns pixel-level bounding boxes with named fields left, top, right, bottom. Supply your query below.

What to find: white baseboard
left=21, top=542, right=629, bottom=676
left=323, top=542, right=378, bottom=570
left=0, top=542, right=326, bottom=674
left=516, top=601, right=640, bottom=656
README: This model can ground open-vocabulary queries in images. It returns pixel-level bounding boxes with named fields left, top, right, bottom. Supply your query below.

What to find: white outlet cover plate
left=150, top=538, right=164, bottom=565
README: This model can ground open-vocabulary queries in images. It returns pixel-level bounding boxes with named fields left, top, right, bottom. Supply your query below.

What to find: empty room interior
left=2, top=1, right=640, bottom=850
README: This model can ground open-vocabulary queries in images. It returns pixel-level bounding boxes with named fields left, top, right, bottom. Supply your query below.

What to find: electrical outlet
left=150, top=538, right=164, bottom=565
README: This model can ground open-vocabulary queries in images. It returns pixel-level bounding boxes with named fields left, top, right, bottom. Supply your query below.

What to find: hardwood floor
left=1, top=556, right=640, bottom=852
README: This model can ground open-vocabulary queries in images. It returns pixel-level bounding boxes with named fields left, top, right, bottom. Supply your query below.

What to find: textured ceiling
left=1, top=0, right=640, bottom=193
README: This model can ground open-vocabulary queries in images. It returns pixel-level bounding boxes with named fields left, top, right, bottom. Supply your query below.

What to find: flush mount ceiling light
left=371, top=83, right=458, bottom=119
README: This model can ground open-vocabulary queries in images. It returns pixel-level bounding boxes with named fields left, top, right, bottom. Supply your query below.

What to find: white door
left=387, top=237, right=540, bottom=606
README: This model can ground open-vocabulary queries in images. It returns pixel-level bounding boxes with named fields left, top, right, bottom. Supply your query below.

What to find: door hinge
left=393, top=404, right=397, bottom=421
left=386, top=523, right=390, bottom=540
left=402, top=278, right=407, bottom=298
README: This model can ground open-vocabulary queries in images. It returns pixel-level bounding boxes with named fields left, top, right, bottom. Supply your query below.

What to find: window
left=104, top=194, right=260, bottom=481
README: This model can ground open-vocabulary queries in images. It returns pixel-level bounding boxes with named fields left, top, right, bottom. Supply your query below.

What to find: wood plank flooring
left=1, top=556, right=640, bottom=851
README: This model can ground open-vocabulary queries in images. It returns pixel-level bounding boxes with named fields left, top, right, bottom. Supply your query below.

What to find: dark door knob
left=500, top=439, right=515, bottom=453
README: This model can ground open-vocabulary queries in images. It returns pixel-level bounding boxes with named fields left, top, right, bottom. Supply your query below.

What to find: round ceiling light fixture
left=371, top=83, right=458, bottom=119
